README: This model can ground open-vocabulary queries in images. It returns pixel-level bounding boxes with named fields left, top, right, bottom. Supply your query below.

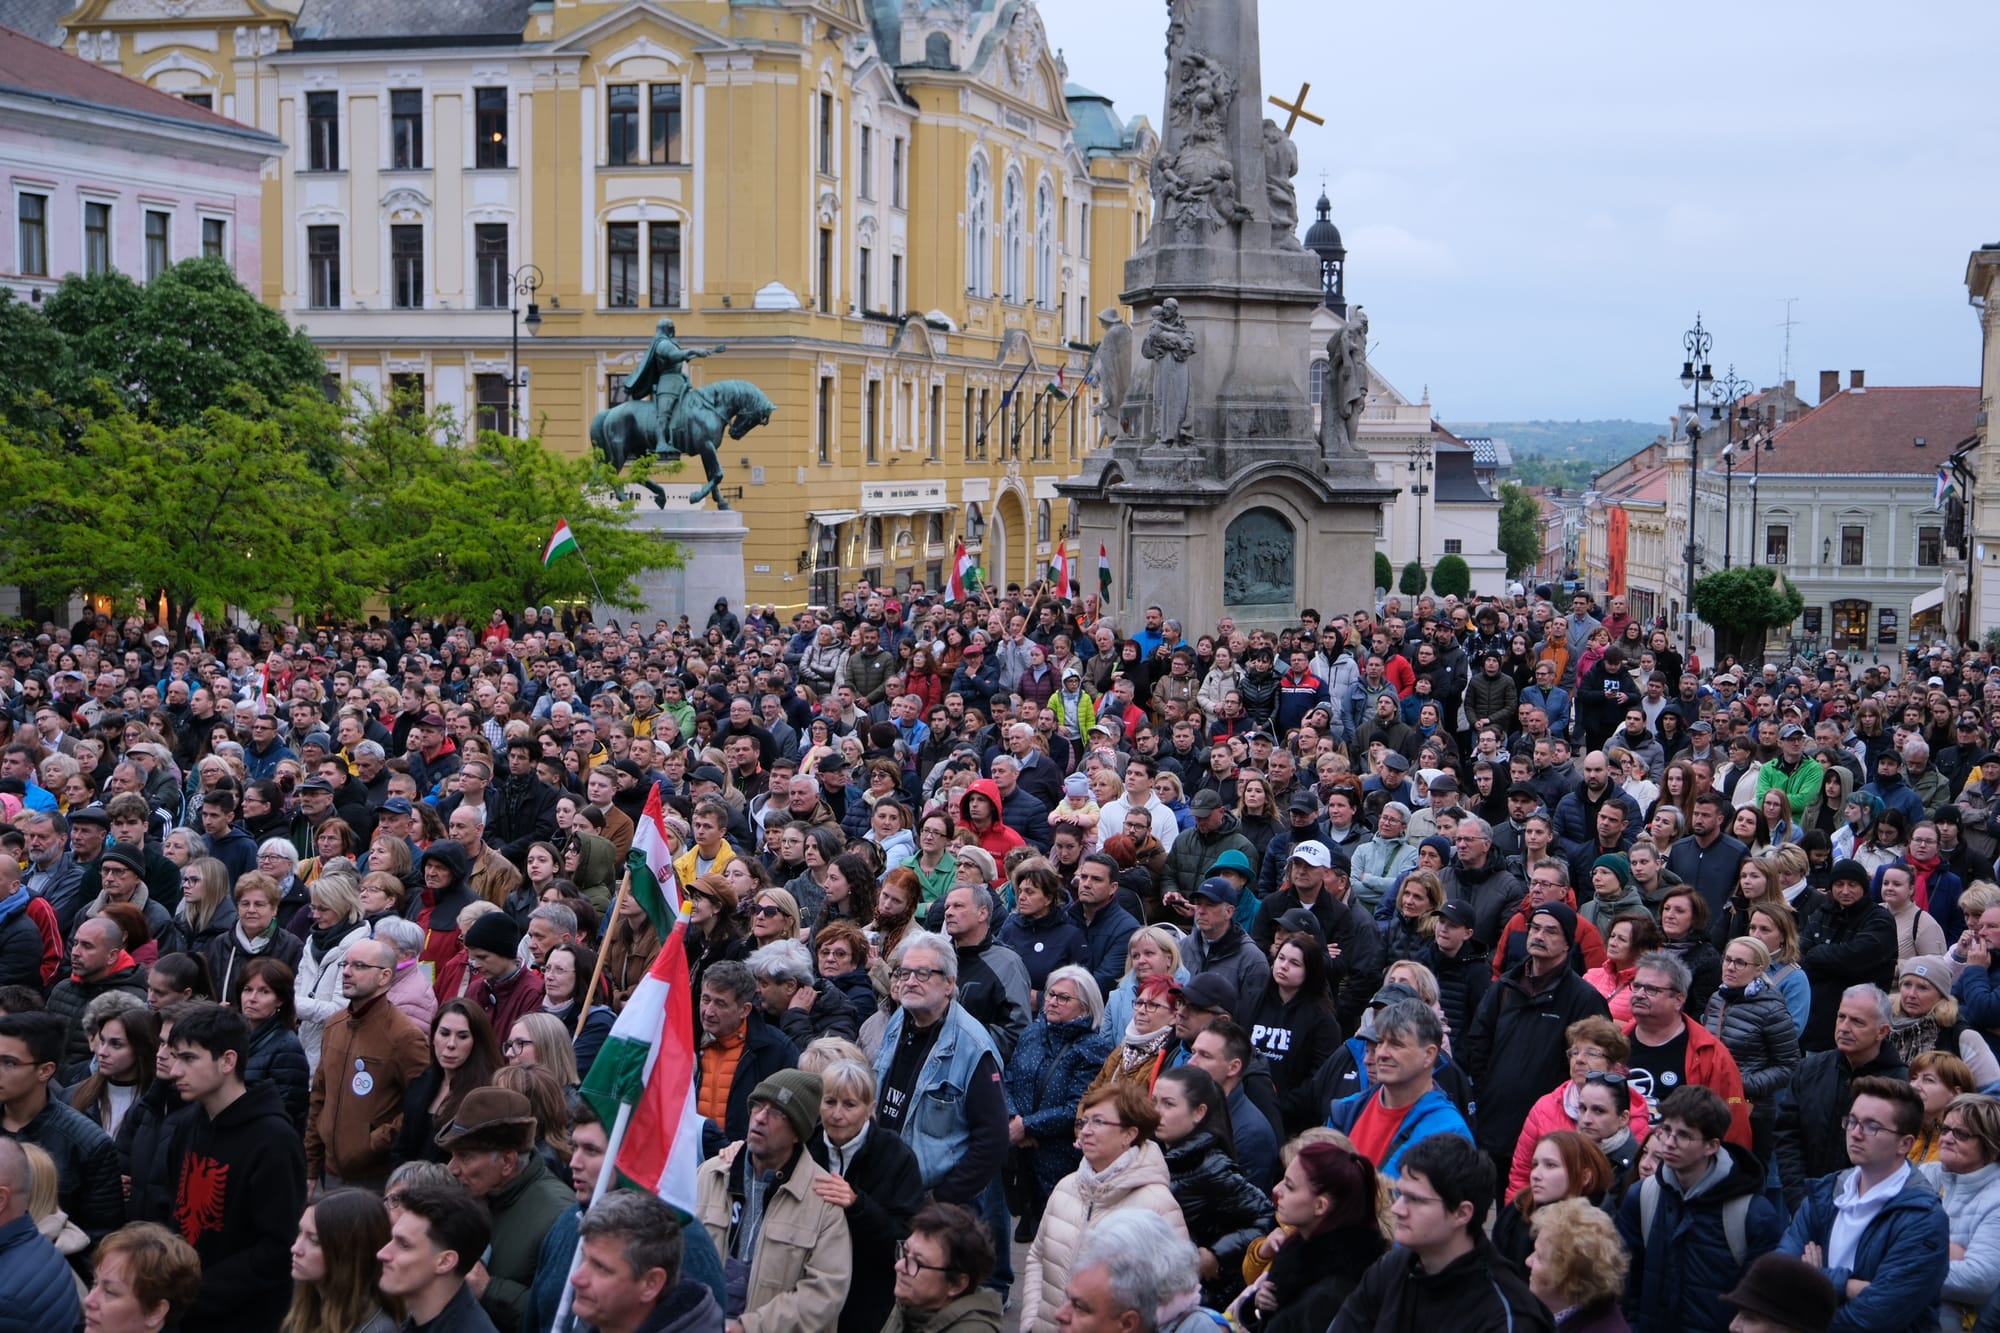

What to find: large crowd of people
left=2, top=583, right=1999, bottom=1333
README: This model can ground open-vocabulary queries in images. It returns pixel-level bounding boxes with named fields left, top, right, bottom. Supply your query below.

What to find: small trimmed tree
left=1691, top=565, right=1804, bottom=666
left=1433, top=554, right=1471, bottom=599
left=1497, top=481, right=1542, bottom=579
left=1399, top=560, right=1427, bottom=597
left=1374, top=551, right=1393, bottom=594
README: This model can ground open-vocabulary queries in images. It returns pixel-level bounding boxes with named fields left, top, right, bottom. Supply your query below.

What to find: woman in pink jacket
left=1506, top=1014, right=1650, bottom=1198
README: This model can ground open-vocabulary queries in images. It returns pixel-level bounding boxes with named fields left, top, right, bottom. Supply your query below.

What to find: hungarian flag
left=542, top=520, right=580, bottom=568
left=1098, top=543, right=1113, bottom=597
left=948, top=540, right=975, bottom=601
left=1047, top=369, right=1069, bottom=402
left=579, top=787, right=698, bottom=1208
left=1047, top=540, right=1070, bottom=595
left=1937, top=466, right=1954, bottom=509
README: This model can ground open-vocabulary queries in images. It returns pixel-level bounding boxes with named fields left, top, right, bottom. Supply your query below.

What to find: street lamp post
left=1678, top=315, right=1715, bottom=657
left=1407, top=441, right=1434, bottom=568
left=1744, top=421, right=1775, bottom=562
left=510, top=264, right=544, bottom=435
left=1708, top=364, right=1755, bottom=567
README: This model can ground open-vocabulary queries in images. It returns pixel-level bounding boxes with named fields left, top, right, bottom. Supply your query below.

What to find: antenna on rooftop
left=1778, top=298, right=1800, bottom=383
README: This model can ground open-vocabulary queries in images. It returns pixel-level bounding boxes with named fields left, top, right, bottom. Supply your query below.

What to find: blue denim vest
left=872, top=1000, right=1000, bottom=1189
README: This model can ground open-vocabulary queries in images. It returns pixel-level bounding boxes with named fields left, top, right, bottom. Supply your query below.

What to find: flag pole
left=549, top=1098, right=635, bottom=1332
left=571, top=541, right=611, bottom=610
left=577, top=867, right=630, bottom=1040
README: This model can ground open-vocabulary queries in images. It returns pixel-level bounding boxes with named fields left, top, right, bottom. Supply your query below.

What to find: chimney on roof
left=1819, top=370, right=1841, bottom=403
left=1850, top=370, right=1866, bottom=392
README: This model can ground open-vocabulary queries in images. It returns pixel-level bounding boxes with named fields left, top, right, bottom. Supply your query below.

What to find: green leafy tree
left=1498, top=482, right=1543, bottom=579
left=1433, top=554, right=1471, bottom=598
left=1399, top=560, right=1427, bottom=597
left=1691, top=565, right=1804, bottom=666
left=38, top=259, right=324, bottom=427
left=1374, top=551, right=1393, bottom=594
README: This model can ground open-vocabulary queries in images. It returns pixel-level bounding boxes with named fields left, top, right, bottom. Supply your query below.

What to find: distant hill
left=1444, top=420, right=1664, bottom=461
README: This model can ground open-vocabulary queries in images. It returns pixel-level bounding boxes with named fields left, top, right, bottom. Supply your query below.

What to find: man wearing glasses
left=1616, top=1084, right=1784, bottom=1333
left=1624, top=950, right=1752, bottom=1150
left=1777, top=1076, right=1949, bottom=1331
left=304, top=936, right=429, bottom=1193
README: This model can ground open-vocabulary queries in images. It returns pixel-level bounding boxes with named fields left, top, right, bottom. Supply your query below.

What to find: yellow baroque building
left=30, top=0, right=1153, bottom=607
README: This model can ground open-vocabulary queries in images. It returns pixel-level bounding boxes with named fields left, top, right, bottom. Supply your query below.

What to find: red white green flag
left=542, top=520, right=580, bottom=568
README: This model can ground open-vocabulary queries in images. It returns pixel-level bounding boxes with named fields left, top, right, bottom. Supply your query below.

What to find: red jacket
left=1621, top=1015, right=1752, bottom=1150
left=1508, top=1077, right=1652, bottom=1198
left=25, top=894, right=62, bottom=986
left=1492, top=888, right=1608, bottom=978
left=957, top=779, right=1026, bottom=867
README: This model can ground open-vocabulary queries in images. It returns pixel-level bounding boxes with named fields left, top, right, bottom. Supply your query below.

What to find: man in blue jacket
left=1778, top=1075, right=1950, bottom=1333
left=1325, top=999, right=1472, bottom=1181
left=0, top=1138, right=80, bottom=1333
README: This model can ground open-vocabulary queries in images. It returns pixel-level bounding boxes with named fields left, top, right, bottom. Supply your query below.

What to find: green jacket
left=481, top=1150, right=576, bottom=1333
left=1756, top=755, right=1825, bottom=823
left=882, top=1289, right=1005, bottom=1333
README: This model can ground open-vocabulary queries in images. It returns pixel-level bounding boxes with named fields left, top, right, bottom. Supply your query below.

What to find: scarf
left=310, top=917, right=356, bottom=959
left=1074, top=1143, right=1141, bottom=1202
left=0, top=884, right=28, bottom=926
left=1117, top=1018, right=1174, bottom=1076
left=1889, top=1009, right=1942, bottom=1066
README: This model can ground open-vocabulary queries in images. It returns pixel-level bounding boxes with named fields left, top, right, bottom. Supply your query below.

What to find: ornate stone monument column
left=1060, top=0, right=1394, bottom=629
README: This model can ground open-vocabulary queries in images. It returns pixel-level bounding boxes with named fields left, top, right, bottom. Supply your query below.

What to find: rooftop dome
left=1303, top=191, right=1343, bottom=254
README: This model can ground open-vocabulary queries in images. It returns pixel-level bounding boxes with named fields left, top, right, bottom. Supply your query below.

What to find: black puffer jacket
left=1417, top=936, right=1492, bottom=1041
left=242, top=1016, right=312, bottom=1133
left=1797, top=894, right=1898, bottom=1051
left=1775, top=1044, right=1910, bottom=1208
left=1162, top=1130, right=1274, bottom=1305
left=116, top=1079, right=191, bottom=1225
left=1700, top=979, right=1801, bottom=1109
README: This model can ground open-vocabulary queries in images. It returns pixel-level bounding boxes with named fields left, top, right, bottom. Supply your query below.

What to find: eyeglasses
left=339, top=961, right=391, bottom=973
left=1389, top=1186, right=1443, bottom=1208
left=1045, top=990, right=1081, bottom=1007
left=1074, top=1114, right=1128, bottom=1132
left=1583, top=1070, right=1629, bottom=1088
left=1651, top=1124, right=1709, bottom=1145
left=1628, top=981, right=1680, bottom=996
left=892, top=966, right=945, bottom=985
left=502, top=1038, right=533, bottom=1054
left=1940, top=1124, right=1979, bottom=1144
left=1132, top=998, right=1176, bottom=1014
left=1841, top=1115, right=1901, bottom=1138
left=894, top=1240, right=955, bottom=1274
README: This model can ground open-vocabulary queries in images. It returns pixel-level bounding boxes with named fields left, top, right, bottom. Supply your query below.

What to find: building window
left=475, top=373, right=508, bottom=434
left=966, top=160, right=991, bottom=294
left=1766, top=525, right=1789, bottom=565
left=144, top=210, right=170, bottom=282
left=474, top=224, right=508, bottom=309
left=859, top=125, right=874, bottom=200
left=976, top=388, right=990, bottom=459
left=650, top=84, right=683, bottom=164
left=1309, top=361, right=1325, bottom=405
left=475, top=87, right=508, bottom=168
left=1444, top=539, right=1463, bottom=555
left=201, top=217, right=227, bottom=262
left=865, top=379, right=881, bottom=463
left=606, top=375, right=630, bottom=407
left=892, top=136, right=906, bottom=208
left=307, top=225, right=340, bottom=307
left=1918, top=526, right=1943, bottom=567
left=927, top=513, right=945, bottom=549
left=648, top=222, right=681, bottom=308
left=307, top=91, right=339, bottom=170
left=866, top=517, right=884, bottom=555
left=1840, top=524, right=1863, bottom=566
left=1002, top=172, right=1024, bottom=302
left=1037, top=500, right=1052, bottom=545
left=391, top=89, right=423, bottom=169
left=816, top=375, right=834, bottom=464
left=817, top=227, right=833, bottom=314
left=857, top=246, right=871, bottom=311
left=1832, top=599, right=1870, bottom=650
left=890, top=254, right=904, bottom=314
left=17, top=193, right=46, bottom=276
left=818, top=92, right=834, bottom=175
left=1080, top=201, right=1091, bottom=258
left=84, top=202, right=111, bottom=276
left=182, top=92, right=212, bottom=109
left=929, top=384, right=942, bottom=460
left=1034, top=179, right=1054, bottom=309
left=607, top=85, right=640, bottom=165
left=390, top=225, right=424, bottom=308
left=606, top=223, right=639, bottom=308
left=389, top=372, right=425, bottom=417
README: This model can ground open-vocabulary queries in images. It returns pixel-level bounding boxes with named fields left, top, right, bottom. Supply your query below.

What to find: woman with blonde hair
left=1907, top=1051, right=1978, bottom=1164
left=503, top=1011, right=581, bottom=1090
left=492, top=1063, right=575, bottom=1186
left=20, top=1140, right=90, bottom=1305
left=806, top=1057, right=926, bottom=1333
left=1524, top=1197, right=1631, bottom=1332
left=1704, top=935, right=1801, bottom=1163
left=1379, top=869, right=1444, bottom=963
left=1744, top=902, right=1811, bottom=1035
left=1102, top=924, right=1188, bottom=1035
left=1713, top=853, right=1786, bottom=951
left=170, top=856, right=237, bottom=953
left=1914, top=1092, right=2000, bottom=1329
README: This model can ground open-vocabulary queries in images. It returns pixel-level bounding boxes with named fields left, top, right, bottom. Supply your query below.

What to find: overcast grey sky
left=1042, top=1, right=2000, bottom=423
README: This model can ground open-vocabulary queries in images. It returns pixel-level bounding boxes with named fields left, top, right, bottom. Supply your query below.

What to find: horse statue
left=589, top=380, right=775, bottom=510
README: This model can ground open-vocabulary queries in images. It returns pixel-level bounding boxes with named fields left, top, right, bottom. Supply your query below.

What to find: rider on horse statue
left=626, top=317, right=726, bottom=458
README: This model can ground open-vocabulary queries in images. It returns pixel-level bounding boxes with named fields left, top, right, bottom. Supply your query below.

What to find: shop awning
left=806, top=509, right=860, bottom=527
left=1911, top=586, right=1946, bottom=617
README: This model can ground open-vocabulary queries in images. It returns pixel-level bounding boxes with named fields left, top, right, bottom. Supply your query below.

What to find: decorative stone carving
left=1089, top=308, right=1134, bottom=442
left=1262, top=120, right=1303, bottom=250
left=1138, top=541, right=1181, bottom=571
left=1003, top=6, right=1042, bottom=90
left=1321, top=308, right=1370, bottom=457
left=1169, top=50, right=1233, bottom=142
left=1224, top=508, right=1296, bottom=608
left=1139, top=299, right=1197, bottom=446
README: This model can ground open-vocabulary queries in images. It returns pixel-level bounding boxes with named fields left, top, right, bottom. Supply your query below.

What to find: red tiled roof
left=0, top=24, right=273, bottom=139
left=1608, top=465, right=1669, bottom=505
left=1712, top=385, right=1976, bottom=477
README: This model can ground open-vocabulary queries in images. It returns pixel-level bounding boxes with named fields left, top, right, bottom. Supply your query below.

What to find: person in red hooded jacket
left=956, top=778, right=1025, bottom=865
left=1494, top=861, right=1606, bottom=978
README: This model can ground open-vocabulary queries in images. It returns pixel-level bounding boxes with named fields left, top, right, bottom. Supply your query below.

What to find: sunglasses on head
left=1583, top=1070, right=1629, bottom=1088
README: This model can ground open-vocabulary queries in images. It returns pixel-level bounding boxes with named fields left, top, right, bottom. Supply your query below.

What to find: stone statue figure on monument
left=1089, top=308, right=1135, bottom=441
left=1321, top=307, right=1370, bottom=456
left=1262, top=120, right=1303, bottom=250
left=1141, top=299, right=1197, bottom=446
left=1170, top=51, right=1234, bottom=142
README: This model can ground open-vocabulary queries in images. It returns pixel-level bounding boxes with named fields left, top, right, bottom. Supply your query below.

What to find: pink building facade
left=0, top=25, right=278, bottom=301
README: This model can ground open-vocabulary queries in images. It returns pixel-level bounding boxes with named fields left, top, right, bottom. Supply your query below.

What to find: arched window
left=1037, top=499, right=1052, bottom=545
left=1002, top=171, right=1025, bottom=303
left=966, top=160, right=990, bottom=294
left=1034, top=179, right=1054, bottom=309
left=925, top=33, right=952, bottom=67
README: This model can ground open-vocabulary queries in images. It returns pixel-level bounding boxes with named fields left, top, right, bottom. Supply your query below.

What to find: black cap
left=100, top=846, right=146, bottom=876
left=68, top=804, right=110, bottom=827
left=1178, top=974, right=1238, bottom=1013
left=297, top=776, right=335, bottom=794
left=1437, top=901, right=1477, bottom=930
left=1288, top=789, right=1321, bottom=815
left=1276, top=908, right=1326, bottom=944
left=689, top=764, right=728, bottom=786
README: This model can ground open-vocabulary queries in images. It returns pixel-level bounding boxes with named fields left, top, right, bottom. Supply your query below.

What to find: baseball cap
left=1778, top=723, right=1806, bottom=740
left=1437, top=901, right=1477, bottom=930
left=1286, top=841, right=1332, bottom=869
left=1288, top=789, right=1321, bottom=815
left=1193, top=876, right=1241, bottom=906
left=297, top=777, right=334, bottom=794
left=1178, top=974, right=1237, bottom=1013
left=689, top=764, right=728, bottom=786
left=1189, top=790, right=1224, bottom=815
left=381, top=796, right=415, bottom=816
left=1276, top=908, right=1325, bottom=942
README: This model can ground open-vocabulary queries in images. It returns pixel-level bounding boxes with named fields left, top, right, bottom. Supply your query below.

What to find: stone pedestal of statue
left=594, top=502, right=747, bottom=630
left=1059, top=0, right=1393, bottom=630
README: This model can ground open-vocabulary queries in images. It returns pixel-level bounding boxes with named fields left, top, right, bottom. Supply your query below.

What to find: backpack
left=1637, top=1174, right=1750, bottom=1265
